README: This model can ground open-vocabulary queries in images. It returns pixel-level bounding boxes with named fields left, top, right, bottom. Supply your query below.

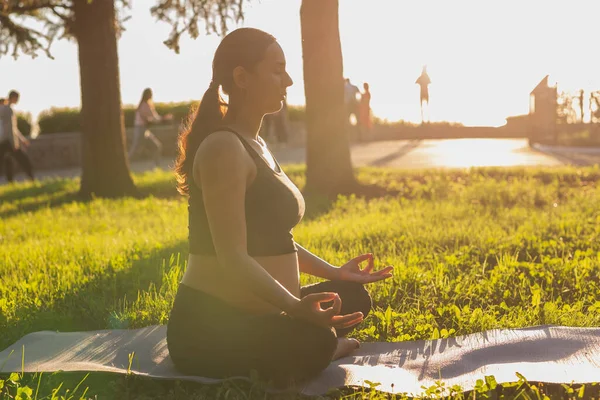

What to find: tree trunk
left=300, top=0, right=356, bottom=196
left=73, top=0, right=137, bottom=198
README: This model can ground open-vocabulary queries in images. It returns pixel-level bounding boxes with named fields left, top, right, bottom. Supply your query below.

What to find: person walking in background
left=358, top=82, right=372, bottom=141
left=128, top=88, right=172, bottom=166
left=415, top=66, right=431, bottom=124
left=0, top=90, right=34, bottom=183
left=4, top=130, right=33, bottom=183
left=344, top=78, right=360, bottom=120
left=344, top=78, right=361, bottom=140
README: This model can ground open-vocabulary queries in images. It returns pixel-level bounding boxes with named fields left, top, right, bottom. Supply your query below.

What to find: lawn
left=1, top=165, right=600, bottom=399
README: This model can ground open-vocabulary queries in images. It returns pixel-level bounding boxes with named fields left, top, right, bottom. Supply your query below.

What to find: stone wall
left=21, top=122, right=307, bottom=171
left=26, top=132, right=82, bottom=170
left=21, top=126, right=182, bottom=171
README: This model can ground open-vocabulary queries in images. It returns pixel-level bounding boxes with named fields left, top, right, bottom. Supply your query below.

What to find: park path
left=1, top=138, right=594, bottom=184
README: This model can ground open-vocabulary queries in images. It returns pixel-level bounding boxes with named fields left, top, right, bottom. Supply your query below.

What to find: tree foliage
left=1, top=0, right=247, bottom=198
left=0, top=0, right=245, bottom=59
left=150, top=0, right=244, bottom=53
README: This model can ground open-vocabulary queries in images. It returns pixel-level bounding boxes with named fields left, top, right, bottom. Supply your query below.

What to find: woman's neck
left=223, top=106, right=264, bottom=141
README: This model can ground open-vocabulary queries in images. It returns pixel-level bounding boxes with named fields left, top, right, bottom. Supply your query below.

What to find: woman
left=167, top=28, right=393, bottom=386
left=128, top=88, right=172, bottom=165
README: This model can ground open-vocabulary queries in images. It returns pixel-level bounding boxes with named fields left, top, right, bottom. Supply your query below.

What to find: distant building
left=505, top=114, right=530, bottom=133
left=529, top=75, right=557, bottom=144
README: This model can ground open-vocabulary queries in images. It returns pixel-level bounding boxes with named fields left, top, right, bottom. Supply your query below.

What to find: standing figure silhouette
left=415, top=66, right=431, bottom=124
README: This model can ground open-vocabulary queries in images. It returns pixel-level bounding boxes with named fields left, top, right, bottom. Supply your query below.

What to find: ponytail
left=175, top=82, right=226, bottom=195
left=175, top=28, right=277, bottom=195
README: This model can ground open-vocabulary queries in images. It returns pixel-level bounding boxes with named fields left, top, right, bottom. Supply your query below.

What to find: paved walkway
left=272, top=138, right=579, bottom=169
left=1, top=138, right=595, bottom=184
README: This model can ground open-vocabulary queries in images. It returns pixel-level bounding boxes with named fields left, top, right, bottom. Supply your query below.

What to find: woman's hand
left=336, top=254, right=393, bottom=284
left=288, top=292, right=364, bottom=329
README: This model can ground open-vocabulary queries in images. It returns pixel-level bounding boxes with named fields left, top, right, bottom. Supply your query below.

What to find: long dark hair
left=138, top=88, right=153, bottom=110
left=175, top=28, right=276, bottom=195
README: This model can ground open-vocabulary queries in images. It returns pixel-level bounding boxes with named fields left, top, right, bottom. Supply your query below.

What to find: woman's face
left=245, top=42, right=293, bottom=114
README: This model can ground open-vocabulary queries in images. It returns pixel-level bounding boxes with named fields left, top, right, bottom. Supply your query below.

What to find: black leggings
left=166, top=280, right=372, bottom=385
left=0, top=141, right=34, bottom=182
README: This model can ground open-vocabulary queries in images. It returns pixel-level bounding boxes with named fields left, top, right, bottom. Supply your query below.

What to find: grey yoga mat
left=2, top=325, right=600, bottom=396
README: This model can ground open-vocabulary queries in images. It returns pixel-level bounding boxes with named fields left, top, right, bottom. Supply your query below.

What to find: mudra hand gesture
left=289, top=292, right=364, bottom=329
left=337, top=253, right=393, bottom=284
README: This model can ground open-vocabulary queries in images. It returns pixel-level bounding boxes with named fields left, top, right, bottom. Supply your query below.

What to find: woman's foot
left=332, top=337, right=360, bottom=361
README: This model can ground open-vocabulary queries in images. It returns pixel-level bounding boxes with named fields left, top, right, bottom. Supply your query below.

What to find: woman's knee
left=355, top=282, right=373, bottom=318
left=295, top=325, right=337, bottom=379
left=333, top=280, right=373, bottom=318
left=316, top=325, right=338, bottom=355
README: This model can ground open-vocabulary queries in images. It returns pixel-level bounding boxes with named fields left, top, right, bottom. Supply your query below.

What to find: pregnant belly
left=181, top=252, right=300, bottom=315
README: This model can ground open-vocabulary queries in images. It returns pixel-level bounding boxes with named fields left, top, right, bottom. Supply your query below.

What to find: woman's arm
left=15, top=129, right=29, bottom=146
left=149, top=103, right=162, bottom=121
left=297, top=243, right=394, bottom=284
left=296, top=243, right=341, bottom=280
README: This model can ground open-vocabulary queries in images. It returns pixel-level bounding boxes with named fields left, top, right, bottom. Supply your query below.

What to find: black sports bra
left=188, top=128, right=305, bottom=256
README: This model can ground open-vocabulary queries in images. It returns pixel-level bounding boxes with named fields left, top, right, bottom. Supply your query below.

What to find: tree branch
left=48, top=5, right=70, bottom=21
left=0, top=13, right=55, bottom=58
left=0, top=1, right=77, bottom=59
left=150, top=0, right=246, bottom=54
left=1, top=0, right=72, bottom=14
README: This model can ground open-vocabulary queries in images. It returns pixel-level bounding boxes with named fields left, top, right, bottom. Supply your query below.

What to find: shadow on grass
left=0, top=179, right=75, bottom=202
left=0, top=176, right=182, bottom=220
left=0, top=169, right=400, bottom=224
left=0, top=179, right=83, bottom=219
left=0, top=240, right=187, bottom=350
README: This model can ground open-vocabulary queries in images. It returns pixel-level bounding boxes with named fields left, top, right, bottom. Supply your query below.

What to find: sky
left=1, top=0, right=600, bottom=127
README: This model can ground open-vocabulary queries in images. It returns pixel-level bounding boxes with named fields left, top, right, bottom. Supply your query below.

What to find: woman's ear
left=232, top=66, right=249, bottom=91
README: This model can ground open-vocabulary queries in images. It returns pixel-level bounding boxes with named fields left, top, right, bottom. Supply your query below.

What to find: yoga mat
left=2, top=325, right=600, bottom=396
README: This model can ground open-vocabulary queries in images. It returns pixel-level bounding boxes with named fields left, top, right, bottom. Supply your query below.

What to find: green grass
left=2, top=165, right=600, bottom=399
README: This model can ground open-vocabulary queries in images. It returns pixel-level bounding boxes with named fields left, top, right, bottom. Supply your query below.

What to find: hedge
left=37, top=102, right=198, bottom=135
left=37, top=107, right=81, bottom=135
left=37, top=102, right=306, bottom=135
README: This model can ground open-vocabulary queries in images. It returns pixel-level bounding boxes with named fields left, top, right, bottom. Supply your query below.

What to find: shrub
left=38, top=107, right=81, bottom=134
left=37, top=102, right=305, bottom=134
